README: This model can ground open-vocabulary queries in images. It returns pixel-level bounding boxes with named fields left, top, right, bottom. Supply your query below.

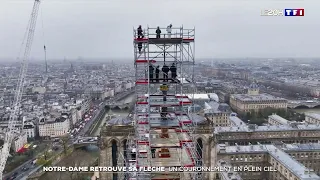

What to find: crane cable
left=40, top=4, right=49, bottom=107
left=40, top=5, right=47, bottom=73
left=17, top=15, right=31, bottom=60
left=15, top=14, right=32, bottom=93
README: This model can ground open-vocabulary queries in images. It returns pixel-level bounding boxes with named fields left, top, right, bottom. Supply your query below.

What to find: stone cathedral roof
left=107, top=116, right=132, bottom=126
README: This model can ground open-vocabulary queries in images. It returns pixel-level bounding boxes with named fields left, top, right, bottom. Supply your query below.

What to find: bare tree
left=43, top=143, right=51, bottom=160
left=64, top=150, right=91, bottom=180
left=40, top=150, right=91, bottom=180
left=60, top=135, right=69, bottom=155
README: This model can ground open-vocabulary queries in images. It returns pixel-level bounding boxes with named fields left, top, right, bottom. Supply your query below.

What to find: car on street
left=22, top=166, right=29, bottom=171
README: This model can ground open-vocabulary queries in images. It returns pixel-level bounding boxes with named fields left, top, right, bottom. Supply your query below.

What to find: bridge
left=112, top=88, right=135, bottom=102
left=105, top=102, right=134, bottom=110
left=106, top=88, right=135, bottom=103
left=288, top=100, right=320, bottom=109
left=105, top=89, right=135, bottom=110
left=73, top=136, right=99, bottom=148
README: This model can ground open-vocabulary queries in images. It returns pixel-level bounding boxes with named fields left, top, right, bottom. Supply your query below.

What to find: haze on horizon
left=0, top=0, right=319, bottom=60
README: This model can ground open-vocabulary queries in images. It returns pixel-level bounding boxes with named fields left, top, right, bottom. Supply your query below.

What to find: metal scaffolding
left=117, top=25, right=202, bottom=180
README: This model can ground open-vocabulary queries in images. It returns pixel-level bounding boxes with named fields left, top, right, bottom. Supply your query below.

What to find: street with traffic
left=3, top=100, right=105, bottom=180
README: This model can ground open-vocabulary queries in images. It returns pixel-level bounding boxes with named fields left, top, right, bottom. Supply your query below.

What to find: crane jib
left=0, top=0, right=42, bottom=179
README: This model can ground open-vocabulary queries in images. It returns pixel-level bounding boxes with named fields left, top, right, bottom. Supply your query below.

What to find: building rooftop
left=214, top=123, right=320, bottom=133
left=208, top=93, right=219, bottom=102
left=217, top=160, right=242, bottom=180
left=268, top=114, right=289, bottom=125
left=187, top=94, right=210, bottom=100
left=266, top=145, right=320, bottom=180
left=204, top=101, right=231, bottom=114
left=281, top=143, right=320, bottom=152
left=228, top=116, right=245, bottom=126
left=52, top=116, right=68, bottom=123
left=219, top=144, right=320, bottom=180
left=231, top=93, right=287, bottom=102
left=189, top=114, right=206, bottom=124
left=305, top=113, right=320, bottom=120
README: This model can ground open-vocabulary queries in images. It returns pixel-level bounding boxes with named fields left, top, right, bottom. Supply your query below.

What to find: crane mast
left=0, top=0, right=41, bottom=178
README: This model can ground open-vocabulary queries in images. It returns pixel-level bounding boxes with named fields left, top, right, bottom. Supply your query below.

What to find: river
left=39, top=93, right=135, bottom=180
left=93, top=93, right=134, bottom=136
left=293, top=108, right=320, bottom=114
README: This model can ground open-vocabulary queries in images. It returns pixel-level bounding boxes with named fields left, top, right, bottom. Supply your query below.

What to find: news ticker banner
left=43, top=166, right=278, bottom=172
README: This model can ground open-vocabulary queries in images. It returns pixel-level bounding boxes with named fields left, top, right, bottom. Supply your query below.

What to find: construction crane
left=0, top=0, right=41, bottom=178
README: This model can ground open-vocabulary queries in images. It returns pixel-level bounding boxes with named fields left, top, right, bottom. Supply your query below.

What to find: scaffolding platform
left=137, top=101, right=192, bottom=107
left=136, top=145, right=149, bottom=154
left=136, top=79, right=180, bottom=84
left=137, top=113, right=180, bottom=128
left=149, top=129, right=192, bottom=148
left=176, top=114, right=193, bottom=124
left=134, top=38, right=194, bottom=44
left=122, top=25, right=201, bottom=180
left=151, top=173, right=180, bottom=180
left=136, top=125, right=149, bottom=133
left=136, top=59, right=194, bottom=65
left=136, top=96, right=192, bottom=107
left=137, top=113, right=194, bottom=128
left=147, top=147, right=195, bottom=167
left=136, top=60, right=157, bottom=63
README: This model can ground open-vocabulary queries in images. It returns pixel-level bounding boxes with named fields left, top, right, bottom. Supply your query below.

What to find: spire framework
left=117, top=25, right=202, bottom=180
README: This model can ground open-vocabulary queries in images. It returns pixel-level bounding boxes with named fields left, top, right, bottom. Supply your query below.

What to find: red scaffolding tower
left=118, top=25, right=202, bottom=180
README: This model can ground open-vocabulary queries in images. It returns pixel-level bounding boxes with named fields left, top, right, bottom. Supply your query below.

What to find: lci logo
left=261, top=9, right=304, bottom=16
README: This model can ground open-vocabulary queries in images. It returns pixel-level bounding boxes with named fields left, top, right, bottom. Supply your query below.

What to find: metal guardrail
left=133, top=26, right=195, bottom=39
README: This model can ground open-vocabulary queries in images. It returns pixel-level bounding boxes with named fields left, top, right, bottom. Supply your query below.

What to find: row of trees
left=4, top=135, right=72, bottom=173
left=260, top=80, right=311, bottom=97
left=40, top=150, right=96, bottom=180
left=239, top=107, right=305, bottom=126
left=38, top=136, right=70, bottom=165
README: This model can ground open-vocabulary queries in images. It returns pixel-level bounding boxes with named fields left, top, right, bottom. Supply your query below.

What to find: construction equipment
left=112, top=26, right=202, bottom=180
left=0, top=0, right=41, bottom=178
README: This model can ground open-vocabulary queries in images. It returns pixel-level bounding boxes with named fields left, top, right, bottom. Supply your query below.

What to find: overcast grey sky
left=0, top=0, right=319, bottom=60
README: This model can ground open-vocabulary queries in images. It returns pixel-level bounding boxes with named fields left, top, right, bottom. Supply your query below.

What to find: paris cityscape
left=1, top=0, right=319, bottom=180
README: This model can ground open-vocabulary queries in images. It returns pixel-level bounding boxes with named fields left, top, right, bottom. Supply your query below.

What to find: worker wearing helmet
left=156, top=26, right=161, bottom=38
left=137, top=25, right=143, bottom=39
left=162, top=64, right=169, bottom=82
left=170, top=63, right=177, bottom=81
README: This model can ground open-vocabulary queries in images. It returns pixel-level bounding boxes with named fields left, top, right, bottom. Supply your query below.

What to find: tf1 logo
left=261, top=9, right=304, bottom=16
